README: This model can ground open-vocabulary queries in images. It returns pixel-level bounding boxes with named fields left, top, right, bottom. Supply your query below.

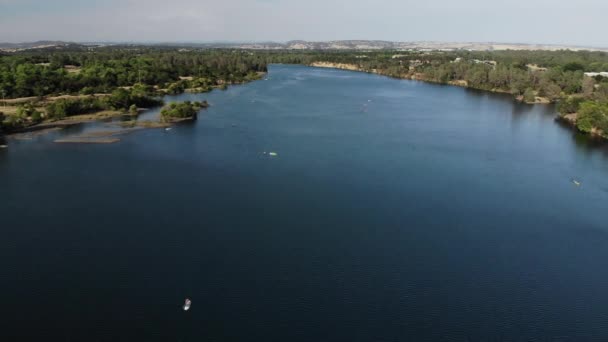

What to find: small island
left=160, top=101, right=209, bottom=122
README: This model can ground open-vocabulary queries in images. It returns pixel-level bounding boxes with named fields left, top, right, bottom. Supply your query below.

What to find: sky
left=0, top=0, right=607, bottom=46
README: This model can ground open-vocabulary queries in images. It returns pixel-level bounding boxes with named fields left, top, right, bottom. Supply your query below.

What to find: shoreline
left=2, top=110, right=126, bottom=136
left=1, top=72, right=267, bottom=139
left=556, top=112, right=607, bottom=139
left=308, top=62, right=552, bottom=104
left=1, top=75, right=266, bottom=142
left=308, top=62, right=608, bottom=139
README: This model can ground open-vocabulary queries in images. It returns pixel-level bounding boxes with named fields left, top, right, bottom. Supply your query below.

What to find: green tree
left=523, top=88, right=536, bottom=103
left=110, top=88, right=131, bottom=110
left=576, top=101, right=608, bottom=134
left=558, top=96, right=584, bottom=114
left=129, top=104, right=138, bottom=115
left=563, top=62, right=585, bottom=72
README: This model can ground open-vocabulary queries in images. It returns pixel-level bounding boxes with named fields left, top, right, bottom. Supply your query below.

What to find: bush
left=576, top=101, right=608, bottom=134
left=16, top=103, right=43, bottom=123
left=558, top=96, right=585, bottom=115
left=80, top=87, right=95, bottom=95
left=160, top=101, right=206, bottom=121
left=523, top=88, right=536, bottom=103
left=46, top=97, right=106, bottom=119
left=109, top=88, right=162, bottom=110
left=166, top=81, right=186, bottom=95
left=563, top=62, right=585, bottom=72
left=129, top=104, right=138, bottom=115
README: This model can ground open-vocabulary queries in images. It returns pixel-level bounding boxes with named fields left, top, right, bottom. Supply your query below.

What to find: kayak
left=183, top=298, right=192, bottom=311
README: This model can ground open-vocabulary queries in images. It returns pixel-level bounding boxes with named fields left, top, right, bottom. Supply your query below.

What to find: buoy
left=183, top=298, right=192, bottom=311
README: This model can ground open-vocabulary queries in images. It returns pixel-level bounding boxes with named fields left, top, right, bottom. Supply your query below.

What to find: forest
left=1, top=46, right=608, bottom=137
left=0, top=47, right=267, bottom=98
left=0, top=47, right=267, bottom=132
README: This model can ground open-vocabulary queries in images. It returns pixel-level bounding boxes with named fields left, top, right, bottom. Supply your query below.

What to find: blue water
left=2, top=64, right=608, bottom=341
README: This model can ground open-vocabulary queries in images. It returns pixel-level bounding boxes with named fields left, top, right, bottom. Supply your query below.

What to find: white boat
left=269, top=152, right=278, bottom=157
left=183, top=298, right=192, bottom=311
left=572, top=180, right=581, bottom=186
left=165, top=127, right=172, bottom=131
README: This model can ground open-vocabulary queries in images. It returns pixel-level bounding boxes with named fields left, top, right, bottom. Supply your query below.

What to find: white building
left=584, top=72, right=608, bottom=77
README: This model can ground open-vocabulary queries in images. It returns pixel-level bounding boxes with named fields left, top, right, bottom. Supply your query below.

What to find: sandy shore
left=55, top=138, right=121, bottom=144
left=3, top=110, right=125, bottom=136
left=310, top=61, right=552, bottom=104
left=310, top=62, right=363, bottom=71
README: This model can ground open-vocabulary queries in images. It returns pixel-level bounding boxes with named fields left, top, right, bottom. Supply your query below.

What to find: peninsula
left=0, top=47, right=266, bottom=135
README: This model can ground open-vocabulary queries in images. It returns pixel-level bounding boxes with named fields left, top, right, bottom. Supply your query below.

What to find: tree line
left=257, top=49, right=608, bottom=137
left=0, top=47, right=268, bottom=132
left=2, top=46, right=608, bottom=137
left=0, top=47, right=268, bottom=98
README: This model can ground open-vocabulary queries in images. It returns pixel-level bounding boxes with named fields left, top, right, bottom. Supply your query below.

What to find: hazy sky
left=0, top=0, right=606, bottom=46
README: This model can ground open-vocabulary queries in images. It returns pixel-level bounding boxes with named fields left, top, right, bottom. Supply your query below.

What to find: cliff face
left=309, top=62, right=363, bottom=71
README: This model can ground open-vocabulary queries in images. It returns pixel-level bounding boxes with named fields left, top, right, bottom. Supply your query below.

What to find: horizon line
left=1, top=39, right=607, bottom=50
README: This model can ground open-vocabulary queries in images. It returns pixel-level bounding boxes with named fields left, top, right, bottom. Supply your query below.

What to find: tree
left=539, top=81, right=562, bottom=101
left=16, top=103, right=43, bottom=123
left=46, top=99, right=69, bottom=119
left=510, top=70, right=530, bottom=95
left=563, top=62, right=585, bottom=72
left=595, top=84, right=608, bottom=102
left=523, top=88, right=536, bottom=103
left=582, top=77, right=595, bottom=98
left=576, top=101, right=608, bottom=134
left=129, top=104, right=138, bottom=115
left=160, top=101, right=204, bottom=121
left=557, top=96, right=584, bottom=114
left=110, top=88, right=130, bottom=110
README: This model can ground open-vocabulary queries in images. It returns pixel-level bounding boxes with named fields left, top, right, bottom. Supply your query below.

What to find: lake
left=2, top=64, right=608, bottom=341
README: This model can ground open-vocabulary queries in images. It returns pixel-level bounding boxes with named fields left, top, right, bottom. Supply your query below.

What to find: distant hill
left=155, top=40, right=608, bottom=52
left=231, top=40, right=608, bottom=52
left=0, top=40, right=95, bottom=52
left=1, top=40, right=607, bottom=52
left=0, top=40, right=73, bottom=49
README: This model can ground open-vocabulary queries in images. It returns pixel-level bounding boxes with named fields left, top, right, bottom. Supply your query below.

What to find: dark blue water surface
left=2, top=65, right=608, bottom=341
